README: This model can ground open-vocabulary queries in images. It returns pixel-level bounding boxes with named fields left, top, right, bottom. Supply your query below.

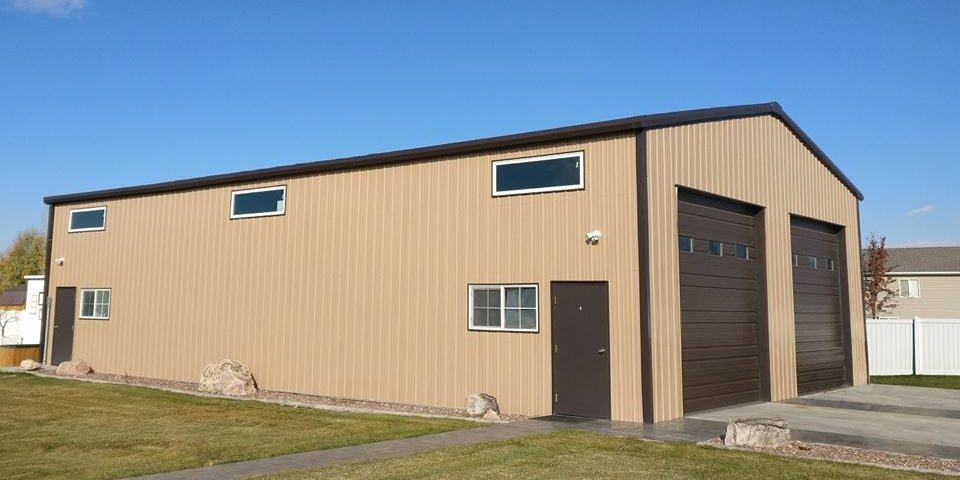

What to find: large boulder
left=465, top=392, right=500, bottom=417
left=19, top=359, right=41, bottom=371
left=199, top=359, right=257, bottom=396
left=56, top=359, right=93, bottom=376
left=724, top=418, right=791, bottom=448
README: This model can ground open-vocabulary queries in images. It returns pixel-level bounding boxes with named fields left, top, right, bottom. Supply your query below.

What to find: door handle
left=598, top=348, right=606, bottom=355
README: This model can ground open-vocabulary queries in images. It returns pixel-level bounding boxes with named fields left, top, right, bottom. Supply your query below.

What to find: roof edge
left=44, top=102, right=863, bottom=205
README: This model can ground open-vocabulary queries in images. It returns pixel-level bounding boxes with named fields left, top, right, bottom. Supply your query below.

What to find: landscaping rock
left=465, top=392, right=499, bottom=417
left=482, top=409, right=501, bottom=421
left=199, top=359, right=257, bottom=396
left=724, top=418, right=791, bottom=447
left=19, top=359, right=41, bottom=371
left=56, top=359, right=93, bottom=376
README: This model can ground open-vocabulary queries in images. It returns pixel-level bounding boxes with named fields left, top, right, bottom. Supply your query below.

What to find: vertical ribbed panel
left=646, top=116, right=865, bottom=422
left=45, top=133, right=643, bottom=421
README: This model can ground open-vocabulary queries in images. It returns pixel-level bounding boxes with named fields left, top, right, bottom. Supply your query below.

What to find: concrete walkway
left=127, top=421, right=562, bottom=480
left=688, top=384, right=960, bottom=460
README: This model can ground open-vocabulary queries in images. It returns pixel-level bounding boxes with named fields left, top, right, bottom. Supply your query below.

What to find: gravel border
left=21, top=368, right=524, bottom=423
left=702, top=438, right=960, bottom=476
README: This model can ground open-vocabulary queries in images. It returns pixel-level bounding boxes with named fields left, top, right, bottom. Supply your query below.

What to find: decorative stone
left=199, top=359, right=257, bottom=396
left=19, top=359, right=41, bottom=371
left=482, top=409, right=501, bottom=421
left=465, top=392, right=500, bottom=417
left=723, top=418, right=791, bottom=447
left=56, top=359, right=93, bottom=376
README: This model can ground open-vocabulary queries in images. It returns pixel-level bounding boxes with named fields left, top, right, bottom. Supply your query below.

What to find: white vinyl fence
left=867, top=318, right=960, bottom=376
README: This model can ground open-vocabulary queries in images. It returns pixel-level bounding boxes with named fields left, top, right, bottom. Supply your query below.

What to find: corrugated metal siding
left=646, top=116, right=866, bottom=422
left=45, top=133, right=643, bottom=421
left=886, top=276, right=960, bottom=319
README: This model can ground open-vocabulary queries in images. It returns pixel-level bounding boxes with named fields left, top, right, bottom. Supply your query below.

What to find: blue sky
left=1, top=0, right=958, bottom=249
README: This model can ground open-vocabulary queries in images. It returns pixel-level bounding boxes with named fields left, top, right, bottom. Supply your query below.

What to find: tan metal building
left=40, top=103, right=867, bottom=423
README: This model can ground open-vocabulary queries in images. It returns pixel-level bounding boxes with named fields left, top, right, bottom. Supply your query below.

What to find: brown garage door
left=679, top=191, right=763, bottom=413
left=791, top=218, right=848, bottom=394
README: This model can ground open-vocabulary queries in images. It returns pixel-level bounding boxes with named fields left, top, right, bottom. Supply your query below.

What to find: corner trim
left=636, top=130, right=654, bottom=423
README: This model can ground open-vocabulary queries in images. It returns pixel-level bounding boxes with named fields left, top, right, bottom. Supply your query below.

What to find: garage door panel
left=682, top=356, right=760, bottom=386
left=791, top=220, right=847, bottom=395
left=679, top=255, right=758, bottom=280
left=680, top=286, right=757, bottom=312
left=681, top=345, right=759, bottom=362
left=679, top=193, right=761, bottom=414
left=680, top=273, right=756, bottom=291
left=683, top=390, right=762, bottom=414
left=681, top=310, right=758, bottom=324
left=681, top=323, right=759, bottom=348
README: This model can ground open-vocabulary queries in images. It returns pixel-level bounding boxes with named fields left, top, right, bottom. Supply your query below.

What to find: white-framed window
left=231, top=185, right=286, bottom=219
left=492, top=151, right=584, bottom=196
left=708, top=240, right=723, bottom=257
left=679, top=235, right=694, bottom=253
left=68, top=206, right=107, bottom=233
left=79, top=288, right=111, bottom=320
left=897, top=278, right=920, bottom=298
left=468, top=284, right=538, bottom=332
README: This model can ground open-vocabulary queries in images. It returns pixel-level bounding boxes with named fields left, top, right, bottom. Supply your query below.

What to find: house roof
left=43, top=102, right=863, bottom=205
left=0, top=284, right=27, bottom=307
left=885, top=247, right=960, bottom=273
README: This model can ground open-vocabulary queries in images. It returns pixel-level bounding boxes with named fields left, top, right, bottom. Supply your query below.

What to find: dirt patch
left=35, top=367, right=525, bottom=422
left=704, top=438, right=960, bottom=475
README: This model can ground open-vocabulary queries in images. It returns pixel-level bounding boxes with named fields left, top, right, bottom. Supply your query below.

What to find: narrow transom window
left=231, top=186, right=286, bottom=219
left=79, top=288, right=111, bottom=320
left=469, top=284, right=538, bottom=332
left=708, top=240, right=723, bottom=257
left=735, top=244, right=749, bottom=260
left=68, top=207, right=106, bottom=233
left=679, top=235, right=694, bottom=253
left=898, top=279, right=920, bottom=298
left=492, top=152, right=584, bottom=196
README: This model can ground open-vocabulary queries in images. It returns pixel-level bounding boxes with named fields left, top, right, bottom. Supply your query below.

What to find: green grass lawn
left=0, top=373, right=476, bottom=480
left=257, top=430, right=949, bottom=480
left=871, top=375, right=960, bottom=390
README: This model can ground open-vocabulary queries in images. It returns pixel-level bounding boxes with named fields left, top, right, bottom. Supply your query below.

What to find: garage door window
left=735, top=244, right=750, bottom=260
left=679, top=235, right=694, bottom=253
left=708, top=240, right=723, bottom=256
left=469, top=284, right=538, bottom=332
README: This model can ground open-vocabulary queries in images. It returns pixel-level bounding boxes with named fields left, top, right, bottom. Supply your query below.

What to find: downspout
left=38, top=204, right=54, bottom=364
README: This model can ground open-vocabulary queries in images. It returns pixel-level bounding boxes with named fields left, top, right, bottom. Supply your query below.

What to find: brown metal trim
left=636, top=130, right=654, bottom=423
left=43, top=102, right=863, bottom=205
left=38, top=205, right=54, bottom=363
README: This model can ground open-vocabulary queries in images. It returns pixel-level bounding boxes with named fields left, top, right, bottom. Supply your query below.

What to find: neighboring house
left=879, top=247, right=960, bottom=319
left=0, top=275, right=45, bottom=345
left=39, top=102, right=866, bottom=424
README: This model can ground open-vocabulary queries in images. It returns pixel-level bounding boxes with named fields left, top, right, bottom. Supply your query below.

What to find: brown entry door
left=679, top=191, right=763, bottom=413
left=51, top=287, right=76, bottom=365
left=551, top=282, right=611, bottom=419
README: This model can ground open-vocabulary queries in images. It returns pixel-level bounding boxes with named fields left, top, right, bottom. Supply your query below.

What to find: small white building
left=0, top=275, right=45, bottom=345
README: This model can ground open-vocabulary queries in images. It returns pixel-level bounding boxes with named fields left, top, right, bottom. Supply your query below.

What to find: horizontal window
left=492, top=152, right=584, bottom=196
left=469, top=284, right=538, bottom=332
left=69, top=207, right=106, bottom=233
left=79, top=288, right=111, bottom=320
left=231, top=186, right=286, bottom=219
left=898, top=278, right=920, bottom=298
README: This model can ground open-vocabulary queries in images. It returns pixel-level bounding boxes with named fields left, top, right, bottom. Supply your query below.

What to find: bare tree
left=863, top=234, right=898, bottom=318
left=0, top=310, right=20, bottom=344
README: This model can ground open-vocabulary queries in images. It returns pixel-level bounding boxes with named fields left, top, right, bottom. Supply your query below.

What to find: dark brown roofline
left=43, top=102, right=863, bottom=205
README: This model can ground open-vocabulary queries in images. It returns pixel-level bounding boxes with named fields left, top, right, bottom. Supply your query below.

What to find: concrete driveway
left=687, top=384, right=960, bottom=459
